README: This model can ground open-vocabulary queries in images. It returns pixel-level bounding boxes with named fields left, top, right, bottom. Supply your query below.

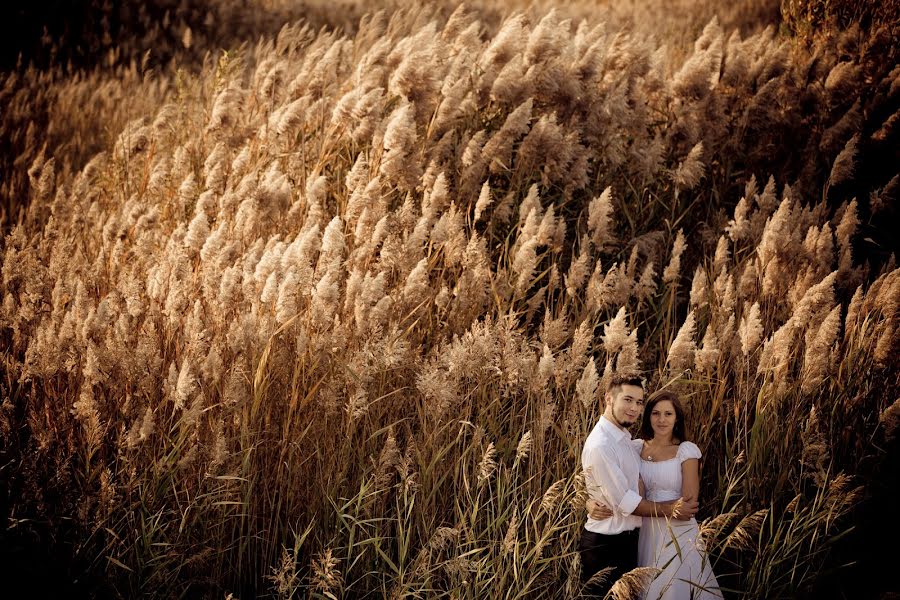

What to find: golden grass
left=0, top=0, right=897, bottom=597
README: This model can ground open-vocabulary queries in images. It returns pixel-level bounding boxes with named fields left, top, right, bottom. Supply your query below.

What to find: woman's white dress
left=634, top=440, right=722, bottom=600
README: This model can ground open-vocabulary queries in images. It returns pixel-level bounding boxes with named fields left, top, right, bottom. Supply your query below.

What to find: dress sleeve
left=677, top=441, right=702, bottom=462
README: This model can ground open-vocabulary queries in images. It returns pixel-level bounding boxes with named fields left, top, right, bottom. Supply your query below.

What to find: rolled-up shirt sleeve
left=587, top=444, right=642, bottom=515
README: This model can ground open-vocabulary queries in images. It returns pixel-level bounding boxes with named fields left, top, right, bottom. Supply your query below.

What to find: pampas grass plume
left=588, top=187, right=615, bottom=249
left=577, top=357, right=600, bottom=409
left=666, top=310, right=697, bottom=373
left=739, top=302, right=763, bottom=356
left=663, top=230, right=687, bottom=284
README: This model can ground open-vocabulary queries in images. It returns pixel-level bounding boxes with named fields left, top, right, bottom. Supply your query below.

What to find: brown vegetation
left=1, top=1, right=898, bottom=598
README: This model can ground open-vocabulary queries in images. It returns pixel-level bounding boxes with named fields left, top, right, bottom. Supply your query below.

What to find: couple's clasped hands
left=586, top=497, right=700, bottom=521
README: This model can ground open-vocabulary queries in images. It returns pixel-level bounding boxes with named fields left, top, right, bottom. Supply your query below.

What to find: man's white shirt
left=582, top=415, right=642, bottom=534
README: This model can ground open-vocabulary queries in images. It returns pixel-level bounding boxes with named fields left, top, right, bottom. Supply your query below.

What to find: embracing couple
left=579, top=372, right=722, bottom=600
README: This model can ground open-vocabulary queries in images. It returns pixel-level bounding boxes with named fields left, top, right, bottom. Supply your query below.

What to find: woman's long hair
left=640, top=390, right=688, bottom=442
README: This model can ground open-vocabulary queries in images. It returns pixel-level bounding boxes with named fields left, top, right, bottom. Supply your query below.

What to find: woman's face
left=650, top=400, right=677, bottom=438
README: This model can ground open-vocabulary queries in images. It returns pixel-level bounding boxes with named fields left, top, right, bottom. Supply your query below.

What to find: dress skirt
left=638, top=516, right=722, bottom=600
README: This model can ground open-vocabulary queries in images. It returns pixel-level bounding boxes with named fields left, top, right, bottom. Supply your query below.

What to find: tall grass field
left=0, top=0, right=898, bottom=598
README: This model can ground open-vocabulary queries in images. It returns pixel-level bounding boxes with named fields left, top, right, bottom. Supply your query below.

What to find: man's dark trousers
left=578, top=528, right=639, bottom=598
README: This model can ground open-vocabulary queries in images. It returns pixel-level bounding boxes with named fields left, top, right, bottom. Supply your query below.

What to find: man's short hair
left=606, top=372, right=644, bottom=396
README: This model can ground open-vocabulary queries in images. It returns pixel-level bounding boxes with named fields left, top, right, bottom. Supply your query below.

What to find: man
left=579, top=373, right=699, bottom=597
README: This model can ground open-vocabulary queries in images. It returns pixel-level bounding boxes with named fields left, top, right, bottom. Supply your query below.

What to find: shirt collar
left=599, top=414, right=631, bottom=442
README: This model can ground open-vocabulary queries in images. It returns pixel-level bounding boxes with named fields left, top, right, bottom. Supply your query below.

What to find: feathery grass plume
left=666, top=310, right=697, bottom=373
left=689, top=266, right=709, bottom=308
left=756, top=194, right=794, bottom=270
left=208, top=86, right=244, bottom=133
left=434, top=64, right=472, bottom=134
left=491, top=52, right=532, bottom=106
left=477, top=441, right=498, bottom=486
left=353, top=270, right=387, bottom=330
left=525, top=9, right=563, bottom=65
left=274, top=269, right=300, bottom=324
left=828, top=134, right=859, bottom=189
left=606, top=566, right=663, bottom=600
left=482, top=97, right=533, bottom=174
left=824, top=61, right=862, bottom=98
left=566, top=554, right=586, bottom=597
left=126, top=406, right=155, bottom=448
left=801, top=304, right=841, bottom=393
left=28, top=154, right=56, bottom=203
left=538, top=343, right=556, bottom=385
left=673, top=142, right=706, bottom=190
left=72, top=386, right=103, bottom=452
left=302, top=175, right=328, bottom=228
left=582, top=566, right=616, bottom=596
left=401, top=257, right=430, bottom=306
left=739, top=302, right=763, bottom=356
left=602, top=307, right=629, bottom=355
left=311, top=549, right=343, bottom=595
left=695, top=325, right=720, bottom=374
left=874, top=321, right=895, bottom=365
left=268, top=547, right=300, bottom=599
left=881, top=398, right=900, bottom=441
left=793, top=271, right=837, bottom=328
left=616, top=330, right=641, bottom=373
left=559, top=319, right=592, bottom=382
left=502, top=509, right=520, bottom=553
left=844, top=284, right=864, bottom=340
left=726, top=196, right=751, bottom=242
left=722, top=509, right=768, bottom=551
left=871, top=173, right=900, bottom=215
left=473, top=181, right=492, bottom=223
left=635, top=261, right=658, bottom=304
left=566, top=238, right=592, bottom=298
left=389, top=23, right=441, bottom=109
left=699, top=512, right=739, bottom=548
left=756, top=316, right=798, bottom=382
left=316, top=216, right=345, bottom=275
left=577, top=357, right=600, bottom=409
left=174, top=357, right=196, bottom=411
left=514, top=430, right=533, bottom=468
left=516, top=200, right=545, bottom=253
left=379, top=101, right=420, bottom=189
left=835, top=198, right=859, bottom=271
left=597, top=262, right=632, bottom=311
left=662, top=230, right=686, bottom=284
left=873, top=272, right=900, bottom=323
left=540, top=478, right=566, bottom=514
left=872, top=107, right=900, bottom=143
left=512, top=236, right=540, bottom=295
left=713, top=236, right=730, bottom=272
left=480, top=13, right=528, bottom=75
left=588, top=187, right=615, bottom=249
left=345, top=387, right=369, bottom=423
left=803, top=223, right=834, bottom=274
left=801, top=405, right=829, bottom=484
left=374, top=428, right=401, bottom=490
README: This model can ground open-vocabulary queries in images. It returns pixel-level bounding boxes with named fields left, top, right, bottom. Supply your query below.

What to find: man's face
left=605, top=384, right=645, bottom=428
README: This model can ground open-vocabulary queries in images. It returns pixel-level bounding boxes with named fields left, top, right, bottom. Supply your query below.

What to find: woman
left=587, top=390, right=721, bottom=600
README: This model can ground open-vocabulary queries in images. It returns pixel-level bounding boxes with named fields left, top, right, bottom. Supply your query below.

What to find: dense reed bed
left=1, top=1, right=898, bottom=598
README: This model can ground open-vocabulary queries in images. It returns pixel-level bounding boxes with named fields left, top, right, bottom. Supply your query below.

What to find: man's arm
left=588, top=495, right=699, bottom=520
left=587, top=445, right=698, bottom=520
left=631, top=497, right=697, bottom=519
left=586, top=444, right=642, bottom=516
